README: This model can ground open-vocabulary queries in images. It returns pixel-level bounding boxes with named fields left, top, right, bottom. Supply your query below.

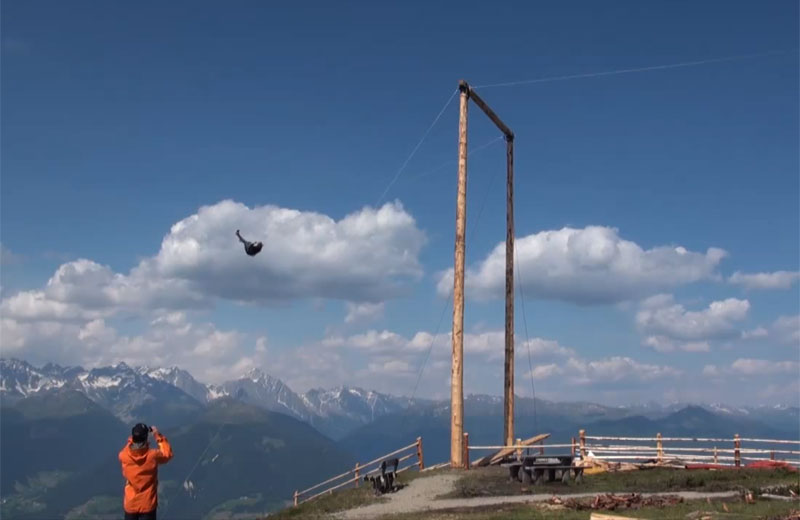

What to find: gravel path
left=334, top=473, right=744, bottom=519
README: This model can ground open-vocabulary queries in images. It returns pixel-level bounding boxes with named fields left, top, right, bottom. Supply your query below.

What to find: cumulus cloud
left=729, top=270, right=800, bottom=290
left=344, top=302, right=385, bottom=324
left=739, top=314, right=799, bottom=346
left=528, top=356, right=682, bottom=385
left=703, top=359, right=799, bottom=378
left=1, top=309, right=257, bottom=384
left=436, top=226, right=726, bottom=305
left=636, top=295, right=749, bottom=341
left=642, top=336, right=710, bottom=353
left=0, top=200, right=427, bottom=325
left=730, top=358, right=800, bottom=376
left=772, top=315, right=800, bottom=345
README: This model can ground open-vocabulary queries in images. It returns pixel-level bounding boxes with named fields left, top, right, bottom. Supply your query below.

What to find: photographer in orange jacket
left=119, top=423, right=173, bottom=519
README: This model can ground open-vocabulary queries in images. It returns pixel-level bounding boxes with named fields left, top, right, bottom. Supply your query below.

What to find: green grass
left=380, top=497, right=799, bottom=519
left=64, top=496, right=120, bottom=520
left=447, top=466, right=800, bottom=499
left=266, top=468, right=446, bottom=519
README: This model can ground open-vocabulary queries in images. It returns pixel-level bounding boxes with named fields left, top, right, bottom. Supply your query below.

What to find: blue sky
left=2, top=0, right=798, bottom=405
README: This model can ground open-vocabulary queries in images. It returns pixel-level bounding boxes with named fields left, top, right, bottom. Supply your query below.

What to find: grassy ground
left=266, top=467, right=799, bottom=519
left=447, top=466, right=800, bottom=499
left=379, top=497, right=800, bottom=519
left=267, top=468, right=448, bottom=519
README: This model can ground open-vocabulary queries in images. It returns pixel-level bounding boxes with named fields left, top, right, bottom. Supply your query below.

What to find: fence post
left=516, top=437, right=522, bottom=461
left=463, top=432, right=470, bottom=469
left=416, top=437, right=425, bottom=470
left=354, top=462, right=360, bottom=488
left=579, top=429, right=587, bottom=459
left=713, top=446, right=718, bottom=464
left=734, top=434, right=741, bottom=468
left=293, top=490, right=298, bottom=507
left=657, top=432, right=663, bottom=462
left=770, top=450, right=775, bottom=461
left=571, top=437, right=576, bottom=457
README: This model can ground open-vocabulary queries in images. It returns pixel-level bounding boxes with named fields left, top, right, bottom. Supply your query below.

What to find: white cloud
left=436, top=226, right=726, bottom=304
left=729, top=271, right=800, bottom=290
left=739, top=315, right=799, bottom=346
left=344, top=302, right=385, bottom=324
left=730, top=358, right=800, bottom=376
left=643, top=335, right=710, bottom=353
left=636, top=295, right=749, bottom=341
left=1, top=200, right=426, bottom=325
left=529, top=356, right=682, bottom=385
left=151, top=199, right=426, bottom=304
left=772, top=315, right=800, bottom=345
left=741, top=327, right=769, bottom=340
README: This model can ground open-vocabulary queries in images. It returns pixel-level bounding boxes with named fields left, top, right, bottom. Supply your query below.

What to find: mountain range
left=1, top=357, right=797, bottom=519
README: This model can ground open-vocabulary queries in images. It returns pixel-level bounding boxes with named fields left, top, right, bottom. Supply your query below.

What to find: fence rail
left=292, top=437, right=424, bottom=507
left=579, top=430, right=800, bottom=467
left=462, top=430, right=800, bottom=469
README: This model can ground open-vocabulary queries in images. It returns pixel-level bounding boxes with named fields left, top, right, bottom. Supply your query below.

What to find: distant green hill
left=0, top=390, right=127, bottom=519
left=3, top=397, right=355, bottom=519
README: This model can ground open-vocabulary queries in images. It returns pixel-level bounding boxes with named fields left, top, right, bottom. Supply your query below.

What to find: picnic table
left=500, top=454, right=584, bottom=484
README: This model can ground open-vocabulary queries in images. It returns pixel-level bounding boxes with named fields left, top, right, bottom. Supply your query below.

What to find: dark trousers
left=124, top=511, right=156, bottom=520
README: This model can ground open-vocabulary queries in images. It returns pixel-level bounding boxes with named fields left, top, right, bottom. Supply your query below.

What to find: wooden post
left=416, top=436, right=425, bottom=470
left=770, top=450, right=775, bottom=461
left=450, top=80, right=469, bottom=470
left=516, top=437, right=523, bottom=461
left=463, top=432, right=470, bottom=469
left=293, top=490, right=298, bottom=507
left=579, top=430, right=587, bottom=458
left=656, top=433, right=663, bottom=462
left=354, top=462, right=360, bottom=488
left=571, top=437, right=577, bottom=457
left=734, top=434, right=741, bottom=467
left=713, top=446, right=718, bottom=464
left=503, top=134, right=515, bottom=448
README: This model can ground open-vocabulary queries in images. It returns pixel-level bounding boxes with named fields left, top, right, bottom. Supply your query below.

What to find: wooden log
left=417, top=436, right=425, bottom=470
left=463, top=432, right=470, bottom=469
left=450, top=81, right=469, bottom=469
left=471, top=433, right=551, bottom=467
left=464, top=85, right=514, bottom=138
left=580, top=430, right=587, bottom=458
left=503, top=135, right=514, bottom=447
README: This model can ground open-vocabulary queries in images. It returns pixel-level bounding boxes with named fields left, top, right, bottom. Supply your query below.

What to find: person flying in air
left=236, top=229, right=263, bottom=256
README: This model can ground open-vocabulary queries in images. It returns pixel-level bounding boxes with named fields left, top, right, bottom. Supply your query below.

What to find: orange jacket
left=119, top=433, right=173, bottom=513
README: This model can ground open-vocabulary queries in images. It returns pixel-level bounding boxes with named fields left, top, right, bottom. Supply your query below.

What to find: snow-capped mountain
left=137, top=365, right=226, bottom=403
left=0, top=358, right=69, bottom=401
left=3, top=358, right=797, bottom=441
left=1, top=358, right=203, bottom=426
left=301, top=386, right=414, bottom=439
left=221, top=368, right=314, bottom=423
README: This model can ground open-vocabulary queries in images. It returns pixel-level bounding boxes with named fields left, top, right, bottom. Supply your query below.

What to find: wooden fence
left=292, top=437, right=424, bottom=506
left=578, top=430, right=800, bottom=467
left=464, top=430, right=800, bottom=468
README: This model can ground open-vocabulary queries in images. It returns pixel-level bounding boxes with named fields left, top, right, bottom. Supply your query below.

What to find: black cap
left=132, top=423, right=149, bottom=443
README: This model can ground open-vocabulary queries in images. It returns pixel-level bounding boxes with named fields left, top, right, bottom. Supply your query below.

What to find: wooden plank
left=464, top=84, right=514, bottom=138
left=471, top=433, right=551, bottom=467
left=591, top=514, right=645, bottom=520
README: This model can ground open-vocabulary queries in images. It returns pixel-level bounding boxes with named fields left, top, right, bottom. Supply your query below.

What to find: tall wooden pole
left=451, top=80, right=469, bottom=469
left=503, top=134, right=515, bottom=446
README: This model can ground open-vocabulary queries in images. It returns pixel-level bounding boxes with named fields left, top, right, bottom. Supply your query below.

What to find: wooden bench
left=501, top=454, right=584, bottom=484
